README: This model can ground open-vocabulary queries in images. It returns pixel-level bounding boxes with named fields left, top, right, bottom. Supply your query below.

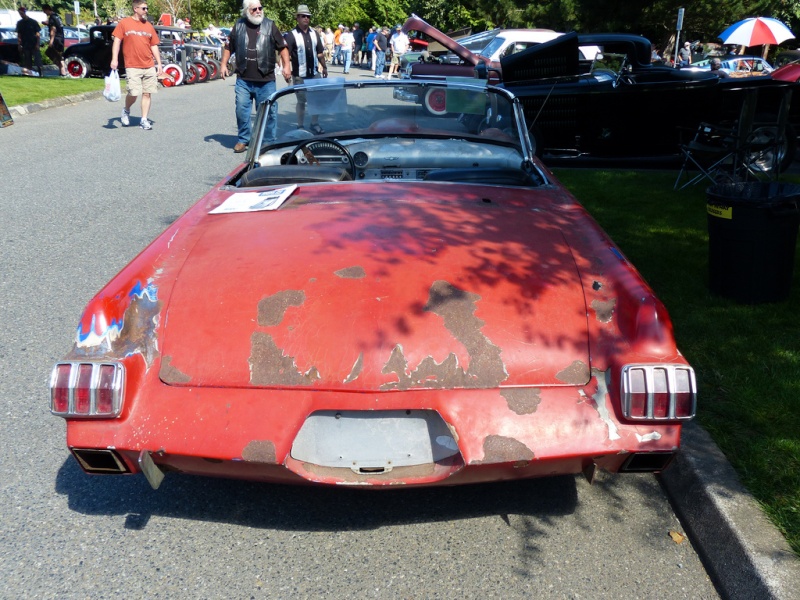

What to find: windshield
left=254, top=79, right=526, bottom=152
left=244, top=79, right=538, bottom=186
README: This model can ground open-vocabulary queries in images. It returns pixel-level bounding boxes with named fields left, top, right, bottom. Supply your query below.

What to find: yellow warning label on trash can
left=707, top=204, right=733, bottom=219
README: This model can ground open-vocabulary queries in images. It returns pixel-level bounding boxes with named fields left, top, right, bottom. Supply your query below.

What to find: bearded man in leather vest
left=221, top=0, right=291, bottom=153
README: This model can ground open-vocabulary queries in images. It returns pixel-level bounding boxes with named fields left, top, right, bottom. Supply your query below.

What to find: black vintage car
left=494, top=32, right=798, bottom=168
left=62, top=24, right=219, bottom=82
left=63, top=25, right=121, bottom=78
left=399, top=16, right=797, bottom=169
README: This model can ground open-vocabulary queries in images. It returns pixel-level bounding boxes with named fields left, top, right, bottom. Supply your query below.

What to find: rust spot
left=556, top=360, right=590, bottom=385
left=250, top=331, right=321, bottom=386
left=381, top=281, right=507, bottom=390
left=334, top=266, right=366, bottom=279
left=160, top=355, right=191, bottom=384
left=591, top=298, right=616, bottom=323
left=343, top=352, right=364, bottom=384
left=257, top=290, right=305, bottom=327
left=242, top=440, right=277, bottom=463
left=501, top=388, right=541, bottom=415
left=475, top=435, right=534, bottom=465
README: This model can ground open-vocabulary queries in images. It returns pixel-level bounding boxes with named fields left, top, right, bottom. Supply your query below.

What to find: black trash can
left=706, top=182, right=800, bottom=303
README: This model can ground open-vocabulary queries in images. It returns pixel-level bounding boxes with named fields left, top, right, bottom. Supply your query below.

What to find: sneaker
left=121, top=108, right=129, bottom=126
left=140, top=118, right=152, bottom=130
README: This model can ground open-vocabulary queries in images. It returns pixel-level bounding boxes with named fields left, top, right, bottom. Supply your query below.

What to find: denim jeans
left=374, top=51, right=385, bottom=76
left=341, top=48, right=352, bottom=72
left=235, top=77, right=277, bottom=145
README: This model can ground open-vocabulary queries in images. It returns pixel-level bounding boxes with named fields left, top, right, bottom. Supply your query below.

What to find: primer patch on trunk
left=591, top=298, right=616, bottom=323
left=556, top=360, right=590, bottom=385
left=381, top=281, right=507, bottom=390
left=475, top=435, right=534, bottom=465
left=257, top=290, right=306, bottom=327
left=160, top=355, right=191, bottom=384
left=501, top=388, right=542, bottom=415
left=250, top=331, right=321, bottom=385
left=242, top=440, right=277, bottom=463
left=335, top=266, right=366, bottom=279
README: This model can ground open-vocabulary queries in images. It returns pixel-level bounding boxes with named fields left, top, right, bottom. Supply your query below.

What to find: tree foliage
left=39, top=0, right=800, bottom=47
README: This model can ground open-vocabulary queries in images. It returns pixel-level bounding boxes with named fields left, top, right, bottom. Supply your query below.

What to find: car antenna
left=529, top=83, right=556, bottom=135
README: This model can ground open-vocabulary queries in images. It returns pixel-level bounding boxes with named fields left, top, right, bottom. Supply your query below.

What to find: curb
left=660, top=421, right=800, bottom=599
left=9, top=90, right=104, bottom=117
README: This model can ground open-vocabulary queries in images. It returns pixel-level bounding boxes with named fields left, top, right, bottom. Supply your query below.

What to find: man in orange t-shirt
left=110, top=0, right=163, bottom=130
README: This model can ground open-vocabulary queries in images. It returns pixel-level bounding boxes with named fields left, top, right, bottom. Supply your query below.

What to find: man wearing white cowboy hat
left=221, top=0, right=291, bottom=153
left=284, top=4, right=328, bottom=134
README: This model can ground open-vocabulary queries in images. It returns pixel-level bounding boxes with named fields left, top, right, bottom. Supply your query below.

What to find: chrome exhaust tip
left=71, top=448, right=130, bottom=474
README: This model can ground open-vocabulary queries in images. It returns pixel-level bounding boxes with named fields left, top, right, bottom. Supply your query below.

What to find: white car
left=690, top=55, right=773, bottom=74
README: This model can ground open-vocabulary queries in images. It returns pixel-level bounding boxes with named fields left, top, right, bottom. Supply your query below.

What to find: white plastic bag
left=103, top=69, right=121, bottom=102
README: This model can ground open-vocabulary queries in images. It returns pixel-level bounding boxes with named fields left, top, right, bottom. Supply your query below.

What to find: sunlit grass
left=0, top=75, right=104, bottom=106
left=554, top=168, right=800, bottom=555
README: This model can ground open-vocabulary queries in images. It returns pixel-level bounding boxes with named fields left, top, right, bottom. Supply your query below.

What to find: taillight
left=49, top=362, right=125, bottom=418
left=621, top=364, right=696, bottom=421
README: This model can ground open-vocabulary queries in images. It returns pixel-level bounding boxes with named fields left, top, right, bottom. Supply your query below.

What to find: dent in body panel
left=71, top=281, right=161, bottom=366
left=381, top=281, right=507, bottom=390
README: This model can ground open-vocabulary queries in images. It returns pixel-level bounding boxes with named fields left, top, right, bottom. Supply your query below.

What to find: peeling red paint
left=501, top=388, right=542, bottom=415
left=381, top=280, right=507, bottom=390
left=160, top=356, right=191, bottom=384
left=476, top=435, right=534, bottom=465
left=241, top=440, right=277, bottom=463
left=257, top=290, right=305, bottom=327
left=343, top=352, right=364, bottom=383
left=591, top=298, right=616, bottom=324
left=556, top=360, right=590, bottom=385
left=249, top=332, right=321, bottom=385
left=334, top=266, right=366, bottom=279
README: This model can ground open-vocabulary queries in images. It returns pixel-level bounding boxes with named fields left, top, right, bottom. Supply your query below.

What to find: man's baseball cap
left=296, top=4, right=311, bottom=16
left=395, top=25, right=401, bottom=30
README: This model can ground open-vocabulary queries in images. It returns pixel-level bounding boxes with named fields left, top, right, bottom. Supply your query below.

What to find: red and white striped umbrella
left=719, top=17, right=795, bottom=46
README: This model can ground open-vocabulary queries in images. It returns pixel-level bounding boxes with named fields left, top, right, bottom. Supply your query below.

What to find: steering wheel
left=288, top=138, right=355, bottom=178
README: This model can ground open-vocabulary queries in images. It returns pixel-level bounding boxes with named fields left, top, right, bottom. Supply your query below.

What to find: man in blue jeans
left=373, top=26, right=388, bottom=78
left=221, top=0, right=291, bottom=153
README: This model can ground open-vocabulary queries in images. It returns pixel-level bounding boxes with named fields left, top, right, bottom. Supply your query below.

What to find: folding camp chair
left=674, top=88, right=758, bottom=190
left=741, top=87, right=792, bottom=180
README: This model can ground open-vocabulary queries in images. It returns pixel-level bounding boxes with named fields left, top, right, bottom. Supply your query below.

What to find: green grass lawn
left=554, top=168, right=800, bottom=556
left=0, top=75, right=104, bottom=107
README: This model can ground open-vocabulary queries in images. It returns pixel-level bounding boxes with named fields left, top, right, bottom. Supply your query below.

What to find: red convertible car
left=50, top=79, right=696, bottom=489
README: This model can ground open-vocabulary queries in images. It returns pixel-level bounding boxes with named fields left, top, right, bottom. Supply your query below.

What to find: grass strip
left=0, top=75, right=104, bottom=107
left=554, top=168, right=800, bottom=556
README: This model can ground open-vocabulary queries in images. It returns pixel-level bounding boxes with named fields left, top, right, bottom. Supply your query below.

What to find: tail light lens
left=621, top=364, right=696, bottom=421
left=50, top=362, right=125, bottom=418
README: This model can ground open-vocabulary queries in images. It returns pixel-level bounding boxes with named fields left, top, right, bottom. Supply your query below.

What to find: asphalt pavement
left=0, top=66, right=800, bottom=600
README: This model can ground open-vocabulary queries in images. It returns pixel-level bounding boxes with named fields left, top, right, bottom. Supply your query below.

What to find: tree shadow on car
left=54, top=457, right=580, bottom=532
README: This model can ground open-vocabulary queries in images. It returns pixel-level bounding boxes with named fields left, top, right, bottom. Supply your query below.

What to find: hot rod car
left=50, top=78, right=696, bottom=489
